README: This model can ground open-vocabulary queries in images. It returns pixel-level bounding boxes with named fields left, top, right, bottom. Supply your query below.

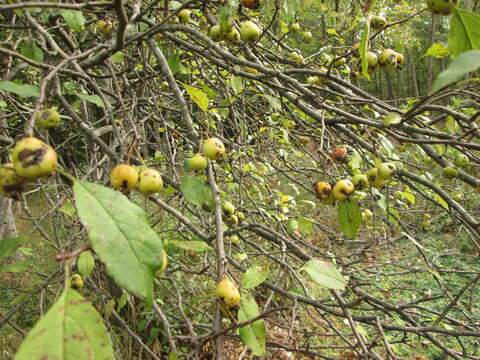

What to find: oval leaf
left=241, top=265, right=269, bottom=289
left=183, top=84, right=209, bottom=112
left=238, top=295, right=266, bottom=356
left=383, top=112, right=402, bottom=127
left=76, top=251, right=95, bottom=278
left=74, top=181, right=164, bottom=303
left=14, top=288, right=115, bottom=360
left=337, top=199, right=362, bottom=239
left=430, top=50, right=480, bottom=95
left=301, top=259, right=346, bottom=290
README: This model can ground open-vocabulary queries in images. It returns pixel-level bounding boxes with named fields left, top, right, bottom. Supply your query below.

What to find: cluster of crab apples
left=314, top=162, right=397, bottom=205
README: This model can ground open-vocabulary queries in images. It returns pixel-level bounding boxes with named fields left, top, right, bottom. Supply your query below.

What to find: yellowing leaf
left=184, top=84, right=209, bottom=112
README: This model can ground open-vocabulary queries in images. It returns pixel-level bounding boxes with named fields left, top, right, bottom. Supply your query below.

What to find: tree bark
left=0, top=197, right=17, bottom=240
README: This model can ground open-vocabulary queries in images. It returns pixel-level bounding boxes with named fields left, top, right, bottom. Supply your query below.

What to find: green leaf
left=423, top=43, right=449, bottom=58
left=76, top=93, right=105, bottom=108
left=238, top=296, right=266, bottom=356
left=14, top=289, right=115, bottom=360
left=0, top=261, right=30, bottom=274
left=0, top=81, right=39, bottom=98
left=241, top=265, right=269, bottom=289
left=60, top=9, right=85, bottom=31
left=301, top=259, right=346, bottom=290
left=448, top=8, right=480, bottom=59
left=383, top=112, right=402, bottom=127
left=180, top=175, right=214, bottom=209
left=183, top=84, right=209, bottom=112
left=231, top=76, right=244, bottom=94
left=286, top=218, right=299, bottom=233
left=76, top=251, right=95, bottom=278
left=170, top=240, right=213, bottom=252
left=337, top=199, right=362, bottom=239
left=297, top=216, right=314, bottom=234
left=111, top=51, right=124, bottom=63
left=429, top=50, right=480, bottom=95
left=73, top=181, right=164, bottom=303
left=0, top=237, right=26, bottom=261
left=20, top=40, right=44, bottom=62
left=117, top=293, right=128, bottom=312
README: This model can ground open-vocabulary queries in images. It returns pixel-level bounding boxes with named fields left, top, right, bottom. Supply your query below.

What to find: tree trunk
left=409, top=51, right=420, bottom=97
left=0, top=197, right=17, bottom=240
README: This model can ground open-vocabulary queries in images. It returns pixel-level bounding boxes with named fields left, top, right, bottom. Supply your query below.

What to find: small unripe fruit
left=362, top=209, right=373, bottom=221
left=370, top=15, right=387, bottom=30
left=236, top=211, right=245, bottom=222
left=215, top=279, right=240, bottom=308
left=395, top=52, right=405, bottom=67
left=302, top=31, right=312, bottom=41
left=138, top=168, right=163, bottom=194
left=209, top=25, right=223, bottom=41
left=189, top=153, right=208, bottom=171
left=422, top=220, right=431, bottom=231
left=35, top=108, right=61, bottom=129
left=222, top=201, right=235, bottom=216
left=225, top=28, right=241, bottom=43
left=240, top=20, right=261, bottom=42
left=229, top=234, right=240, bottom=244
left=352, top=173, right=369, bottom=190
left=110, top=164, right=138, bottom=191
left=379, top=49, right=397, bottom=71
left=313, top=181, right=333, bottom=201
left=0, top=163, right=25, bottom=199
left=442, top=166, right=459, bottom=179
left=367, top=168, right=387, bottom=188
left=178, top=9, right=191, bottom=23
left=377, top=162, right=397, bottom=180
left=203, top=137, right=226, bottom=160
left=454, top=153, right=469, bottom=167
left=426, top=0, right=459, bottom=16
left=307, top=76, right=319, bottom=84
left=12, top=137, right=57, bottom=179
left=291, top=23, right=301, bottom=32
left=97, top=20, right=114, bottom=36
left=452, top=192, right=463, bottom=201
left=333, top=180, right=354, bottom=202
left=225, top=214, right=238, bottom=227
left=366, top=51, right=378, bottom=69
left=71, top=274, right=84, bottom=289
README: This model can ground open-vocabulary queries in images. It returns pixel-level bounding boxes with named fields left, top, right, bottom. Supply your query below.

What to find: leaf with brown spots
left=14, top=288, right=115, bottom=360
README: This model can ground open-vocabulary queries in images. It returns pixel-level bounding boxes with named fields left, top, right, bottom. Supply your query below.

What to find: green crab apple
left=236, top=211, right=245, bottom=222
left=97, top=20, right=114, bottom=36
left=333, top=179, right=354, bottom=201
left=12, top=137, right=57, bottom=179
left=189, top=153, right=208, bottom=171
left=35, top=108, right=61, bottom=129
left=426, top=0, right=459, bottom=15
left=370, top=15, right=387, bottom=30
left=366, top=51, right=378, bottom=69
left=71, top=274, right=84, bottom=289
left=367, top=168, right=387, bottom=188
left=291, top=23, right=301, bottom=32
left=442, top=166, right=459, bottom=179
left=225, top=214, right=239, bottom=226
left=178, top=9, right=191, bottom=23
left=352, top=173, right=369, bottom=190
left=203, top=137, right=226, bottom=160
left=138, top=168, right=163, bottom=194
left=110, top=164, right=138, bottom=191
left=0, top=163, right=26, bottom=199
left=209, top=25, right=223, bottom=41
left=379, top=49, right=397, bottom=71
left=222, top=200, right=235, bottom=216
left=225, top=28, right=241, bottom=43
left=454, top=153, right=469, bottom=167
left=302, top=31, right=312, bottom=41
left=215, top=279, right=240, bottom=308
left=240, top=20, right=261, bottom=42
left=378, top=162, right=397, bottom=180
